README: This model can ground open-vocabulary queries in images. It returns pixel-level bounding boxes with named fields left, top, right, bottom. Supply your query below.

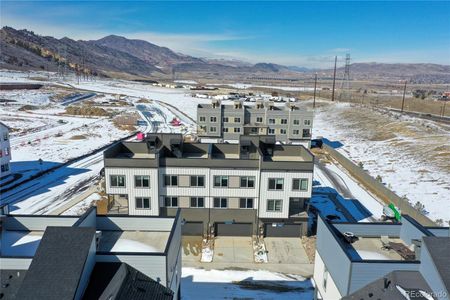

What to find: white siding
left=259, top=171, right=313, bottom=218
left=96, top=216, right=174, bottom=231
left=159, top=167, right=210, bottom=198
left=0, top=258, right=32, bottom=270
left=313, top=251, right=343, bottom=300
left=105, top=167, right=159, bottom=216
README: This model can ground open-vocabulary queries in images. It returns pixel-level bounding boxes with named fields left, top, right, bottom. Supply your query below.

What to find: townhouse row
left=103, top=134, right=314, bottom=237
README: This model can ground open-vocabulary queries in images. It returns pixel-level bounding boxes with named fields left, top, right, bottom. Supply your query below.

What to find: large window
left=304, top=119, right=311, bottom=126
left=210, top=126, right=217, bottom=132
left=293, top=178, right=308, bottom=191
left=110, top=175, right=126, bottom=187
left=234, top=117, right=241, bottom=123
left=190, top=197, right=204, bottom=208
left=267, top=199, right=282, bottom=212
left=303, top=129, right=311, bottom=138
left=234, top=127, right=241, bottom=133
left=165, top=197, right=178, bottom=207
left=164, top=175, right=178, bottom=186
left=240, top=198, right=254, bottom=209
left=268, top=178, right=284, bottom=190
left=213, top=176, right=229, bottom=187
left=134, top=175, right=150, bottom=188
left=280, top=129, right=287, bottom=134
left=268, top=128, right=275, bottom=135
left=280, top=118, right=288, bottom=124
left=210, top=116, right=217, bottom=122
left=240, top=176, right=255, bottom=188
left=213, top=197, right=228, bottom=208
left=256, top=117, right=263, bottom=123
left=268, top=118, right=275, bottom=124
left=293, top=119, right=300, bottom=125
left=223, top=117, right=229, bottom=123
left=223, top=127, right=229, bottom=133
left=190, top=175, right=205, bottom=187
left=136, top=197, right=151, bottom=209
left=199, top=116, right=206, bottom=122
left=293, top=129, right=300, bottom=135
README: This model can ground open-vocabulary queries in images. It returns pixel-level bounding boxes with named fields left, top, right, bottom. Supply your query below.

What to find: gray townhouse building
left=197, top=100, right=314, bottom=146
left=103, top=133, right=314, bottom=238
left=314, top=214, right=450, bottom=300
left=0, top=207, right=181, bottom=300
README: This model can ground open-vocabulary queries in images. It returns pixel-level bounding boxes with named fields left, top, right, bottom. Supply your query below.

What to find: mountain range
left=1, top=26, right=449, bottom=83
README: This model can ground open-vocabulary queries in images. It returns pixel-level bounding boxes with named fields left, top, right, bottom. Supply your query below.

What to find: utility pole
left=331, top=56, right=337, bottom=102
left=401, top=80, right=407, bottom=113
left=313, top=72, right=318, bottom=108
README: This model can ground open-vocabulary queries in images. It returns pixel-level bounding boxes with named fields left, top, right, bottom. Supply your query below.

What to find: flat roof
left=351, top=237, right=407, bottom=261
left=98, top=231, right=170, bottom=253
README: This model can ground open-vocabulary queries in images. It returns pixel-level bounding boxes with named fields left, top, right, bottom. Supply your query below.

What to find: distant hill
left=317, top=62, right=450, bottom=84
left=1, top=26, right=449, bottom=83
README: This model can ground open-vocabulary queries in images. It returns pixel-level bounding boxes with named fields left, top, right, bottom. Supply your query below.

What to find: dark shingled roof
left=83, top=262, right=174, bottom=300
left=422, top=236, right=450, bottom=292
left=15, top=226, right=96, bottom=300
left=343, top=271, right=434, bottom=300
left=0, top=270, right=27, bottom=299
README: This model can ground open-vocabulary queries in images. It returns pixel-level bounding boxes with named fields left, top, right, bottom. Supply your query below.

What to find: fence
left=322, top=144, right=436, bottom=226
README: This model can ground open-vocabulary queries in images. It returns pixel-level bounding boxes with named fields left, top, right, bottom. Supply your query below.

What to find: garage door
left=182, top=222, right=204, bottom=236
left=215, top=223, right=253, bottom=236
left=264, top=223, right=303, bottom=237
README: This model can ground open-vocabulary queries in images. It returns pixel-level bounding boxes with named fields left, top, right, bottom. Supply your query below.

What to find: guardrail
left=322, top=144, right=436, bottom=226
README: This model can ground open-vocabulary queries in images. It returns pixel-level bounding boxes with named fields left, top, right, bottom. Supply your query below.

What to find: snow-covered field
left=208, top=82, right=318, bottom=92
left=181, top=268, right=313, bottom=300
left=313, top=101, right=450, bottom=223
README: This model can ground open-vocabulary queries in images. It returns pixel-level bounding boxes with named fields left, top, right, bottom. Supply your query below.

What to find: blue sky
left=1, top=1, right=449, bottom=67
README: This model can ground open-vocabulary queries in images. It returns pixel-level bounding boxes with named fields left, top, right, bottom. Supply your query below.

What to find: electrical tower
left=339, top=53, right=351, bottom=100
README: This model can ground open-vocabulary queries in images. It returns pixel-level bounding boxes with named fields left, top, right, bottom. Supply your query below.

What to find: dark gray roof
left=0, top=270, right=27, bottom=299
left=343, top=271, right=435, bottom=300
left=422, top=236, right=450, bottom=291
left=15, top=226, right=96, bottom=300
left=83, top=262, right=173, bottom=300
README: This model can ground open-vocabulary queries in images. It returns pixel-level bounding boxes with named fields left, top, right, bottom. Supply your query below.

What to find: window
left=4, top=147, right=10, bottom=156
left=199, top=116, right=206, bottom=122
left=293, top=129, right=300, bottom=135
left=302, top=129, right=311, bottom=138
left=304, top=119, right=311, bottom=126
left=136, top=197, right=151, bottom=209
left=210, top=116, right=217, bottom=122
left=240, top=198, right=253, bottom=209
left=293, top=119, right=300, bottom=125
left=280, top=118, right=288, bottom=124
left=3, top=132, right=8, bottom=141
left=134, top=175, right=150, bottom=188
left=293, top=178, right=308, bottom=191
left=110, top=175, right=126, bottom=187
left=190, top=197, right=205, bottom=208
left=268, top=178, right=284, bottom=190
left=213, top=197, right=228, bottom=208
left=1, top=163, right=9, bottom=172
left=223, top=127, right=229, bottom=133
left=214, top=175, right=228, bottom=187
left=268, top=128, right=275, bottom=135
left=210, top=127, right=217, bottom=132
left=267, top=199, right=282, bottom=212
left=234, top=127, right=241, bottom=133
left=256, top=117, right=263, bottom=123
left=190, top=175, right=205, bottom=187
left=250, top=127, right=258, bottom=134
left=323, top=267, right=329, bottom=291
left=223, top=117, right=229, bottom=123
left=268, top=118, right=275, bottom=124
left=164, top=175, right=178, bottom=186
left=165, top=197, right=178, bottom=207
left=240, top=176, right=255, bottom=188
left=280, top=129, right=287, bottom=134
left=234, top=117, right=241, bottom=123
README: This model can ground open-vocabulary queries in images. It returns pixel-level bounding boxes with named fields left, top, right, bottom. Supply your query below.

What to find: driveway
left=182, top=236, right=202, bottom=262
left=264, top=237, right=310, bottom=264
left=213, top=237, right=254, bottom=263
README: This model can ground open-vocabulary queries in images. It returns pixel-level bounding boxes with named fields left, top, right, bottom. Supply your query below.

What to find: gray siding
left=75, top=208, right=97, bottom=228
left=316, top=217, right=352, bottom=296
left=2, top=216, right=79, bottom=231
left=75, top=237, right=97, bottom=300
left=349, top=262, right=420, bottom=294
left=333, top=223, right=401, bottom=237
left=400, top=216, right=431, bottom=245
left=165, top=216, right=182, bottom=293
left=427, top=228, right=450, bottom=237
left=419, top=242, right=449, bottom=300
